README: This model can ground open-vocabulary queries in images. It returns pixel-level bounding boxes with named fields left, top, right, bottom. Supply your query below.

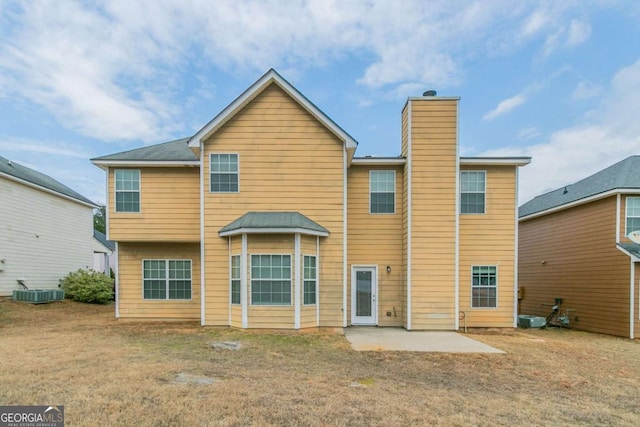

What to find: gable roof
left=91, top=138, right=199, bottom=166
left=187, top=69, right=358, bottom=150
left=0, top=156, right=96, bottom=207
left=219, top=211, right=330, bottom=237
left=520, top=156, right=640, bottom=219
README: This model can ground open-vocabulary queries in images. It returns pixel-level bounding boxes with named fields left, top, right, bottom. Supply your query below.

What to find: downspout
left=407, top=100, right=413, bottom=331
left=200, top=145, right=206, bottom=325
left=513, top=167, right=520, bottom=328
left=343, top=144, right=348, bottom=327
left=454, top=101, right=460, bottom=331
left=631, top=261, right=635, bottom=339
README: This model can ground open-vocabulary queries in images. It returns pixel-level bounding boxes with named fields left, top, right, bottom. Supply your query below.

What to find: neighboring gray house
left=93, top=230, right=116, bottom=274
left=0, top=156, right=99, bottom=296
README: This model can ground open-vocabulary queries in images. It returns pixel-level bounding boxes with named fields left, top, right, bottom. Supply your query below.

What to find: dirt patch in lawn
left=1, top=300, right=639, bottom=426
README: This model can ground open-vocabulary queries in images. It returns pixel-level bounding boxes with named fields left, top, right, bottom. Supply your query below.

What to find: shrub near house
left=60, top=269, right=113, bottom=304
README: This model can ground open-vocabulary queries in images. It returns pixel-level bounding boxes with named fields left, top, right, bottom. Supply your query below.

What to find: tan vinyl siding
left=201, top=85, right=345, bottom=329
left=459, top=165, right=517, bottom=327
left=109, top=167, right=200, bottom=242
left=519, top=196, right=632, bottom=337
left=408, top=99, right=458, bottom=329
left=348, top=165, right=404, bottom=326
left=117, top=242, right=200, bottom=320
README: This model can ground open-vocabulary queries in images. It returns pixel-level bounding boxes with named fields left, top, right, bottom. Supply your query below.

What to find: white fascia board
left=0, top=171, right=98, bottom=208
left=460, top=157, right=531, bottom=166
left=219, top=227, right=329, bottom=238
left=520, top=189, right=640, bottom=222
left=187, top=69, right=358, bottom=149
left=352, top=158, right=406, bottom=166
left=406, top=96, right=462, bottom=101
left=91, top=160, right=200, bottom=170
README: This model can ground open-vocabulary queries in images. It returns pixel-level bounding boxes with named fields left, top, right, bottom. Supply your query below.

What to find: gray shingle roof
left=93, top=230, right=115, bottom=251
left=0, top=156, right=96, bottom=206
left=618, top=242, right=640, bottom=258
left=91, top=138, right=197, bottom=162
left=520, top=156, right=640, bottom=218
left=220, top=212, right=329, bottom=236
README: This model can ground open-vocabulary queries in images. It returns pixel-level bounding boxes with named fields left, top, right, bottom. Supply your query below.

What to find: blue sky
left=1, top=1, right=639, bottom=205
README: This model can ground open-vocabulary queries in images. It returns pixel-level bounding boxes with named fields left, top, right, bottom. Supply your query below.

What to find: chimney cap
left=423, top=90, right=437, bottom=97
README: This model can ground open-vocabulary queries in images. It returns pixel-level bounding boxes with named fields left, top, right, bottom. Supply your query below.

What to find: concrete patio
left=344, top=327, right=504, bottom=353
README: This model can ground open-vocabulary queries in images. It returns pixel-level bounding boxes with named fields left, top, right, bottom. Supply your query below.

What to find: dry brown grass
left=0, top=300, right=639, bottom=426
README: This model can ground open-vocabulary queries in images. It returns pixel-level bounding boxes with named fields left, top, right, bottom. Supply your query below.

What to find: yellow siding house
left=92, top=69, right=529, bottom=330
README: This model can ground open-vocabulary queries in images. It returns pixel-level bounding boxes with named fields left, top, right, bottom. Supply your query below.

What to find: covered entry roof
left=219, top=212, right=329, bottom=237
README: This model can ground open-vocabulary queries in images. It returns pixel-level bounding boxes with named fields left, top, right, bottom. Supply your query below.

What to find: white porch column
left=241, top=233, right=248, bottom=328
left=294, top=233, right=301, bottom=329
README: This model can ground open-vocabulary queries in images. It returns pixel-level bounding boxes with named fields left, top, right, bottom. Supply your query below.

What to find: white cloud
left=0, top=0, right=594, bottom=143
left=571, top=81, right=602, bottom=100
left=543, top=19, right=591, bottom=56
left=566, top=19, right=591, bottom=46
left=0, top=138, right=93, bottom=159
left=483, top=94, right=526, bottom=120
left=517, top=127, right=541, bottom=141
left=482, top=59, right=640, bottom=204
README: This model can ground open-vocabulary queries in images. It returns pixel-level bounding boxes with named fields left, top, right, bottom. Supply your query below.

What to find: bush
left=59, top=269, right=114, bottom=304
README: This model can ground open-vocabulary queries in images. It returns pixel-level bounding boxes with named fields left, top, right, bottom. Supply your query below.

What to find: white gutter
left=406, top=101, right=412, bottom=331
left=105, top=167, right=110, bottom=240
left=460, top=157, right=531, bottom=166
left=200, top=147, right=206, bottom=326
left=316, top=236, right=320, bottom=326
left=351, top=158, right=406, bottom=166
left=91, top=160, right=200, bottom=170
left=219, top=228, right=329, bottom=238
left=520, top=189, right=640, bottom=222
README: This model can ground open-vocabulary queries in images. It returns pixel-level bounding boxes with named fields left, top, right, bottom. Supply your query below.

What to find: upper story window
left=210, top=153, right=239, bottom=192
left=143, top=259, right=192, bottom=300
left=461, top=171, right=486, bottom=214
left=471, top=265, right=497, bottom=308
left=115, top=169, right=140, bottom=213
left=626, top=197, right=640, bottom=236
left=370, top=170, right=395, bottom=214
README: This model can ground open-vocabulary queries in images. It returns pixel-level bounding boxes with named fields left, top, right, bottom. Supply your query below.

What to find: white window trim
left=369, top=169, right=396, bottom=215
left=302, top=254, right=318, bottom=306
left=470, top=265, right=498, bottom=309
left=460, top=170, right=486, bottom=215
left=230, top=254, right=241, bottom=305
left=249, top=253, right=293, bottom=306
left=114, top=169, right=141, bottom=213
left=625, top=196, right=640, bottom=236
left=141, top=259, right=193, bottom=301
left=209, top=153, right=240, bottom=193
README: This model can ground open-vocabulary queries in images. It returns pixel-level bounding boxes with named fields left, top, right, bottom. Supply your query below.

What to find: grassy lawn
left=1, top=300, right=639, bottom=426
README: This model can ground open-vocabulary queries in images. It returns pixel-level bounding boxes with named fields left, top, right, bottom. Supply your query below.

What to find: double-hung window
left=471, top=266, right=497, bottom=308
left=461, top=171, right=486, bottom=214
left=143, top=260, right=192, bottom=300
left=251, top=255, right=291, bottom=305
left=370, top=170, right=395, bottom=214
left=625, top=197, right=640, bottom=236
left=303, top=255, right=317, bottom=305
left=210, top=154, right=239, bottom=192
left=230, top=255, right=241, bottom=305
left=115, top=169, right=140, bottom=212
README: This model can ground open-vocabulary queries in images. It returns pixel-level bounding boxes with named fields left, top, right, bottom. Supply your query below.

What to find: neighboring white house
left=0, top=156, right=99, bottom=296
left=93, top=230, right=115, bottom=275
